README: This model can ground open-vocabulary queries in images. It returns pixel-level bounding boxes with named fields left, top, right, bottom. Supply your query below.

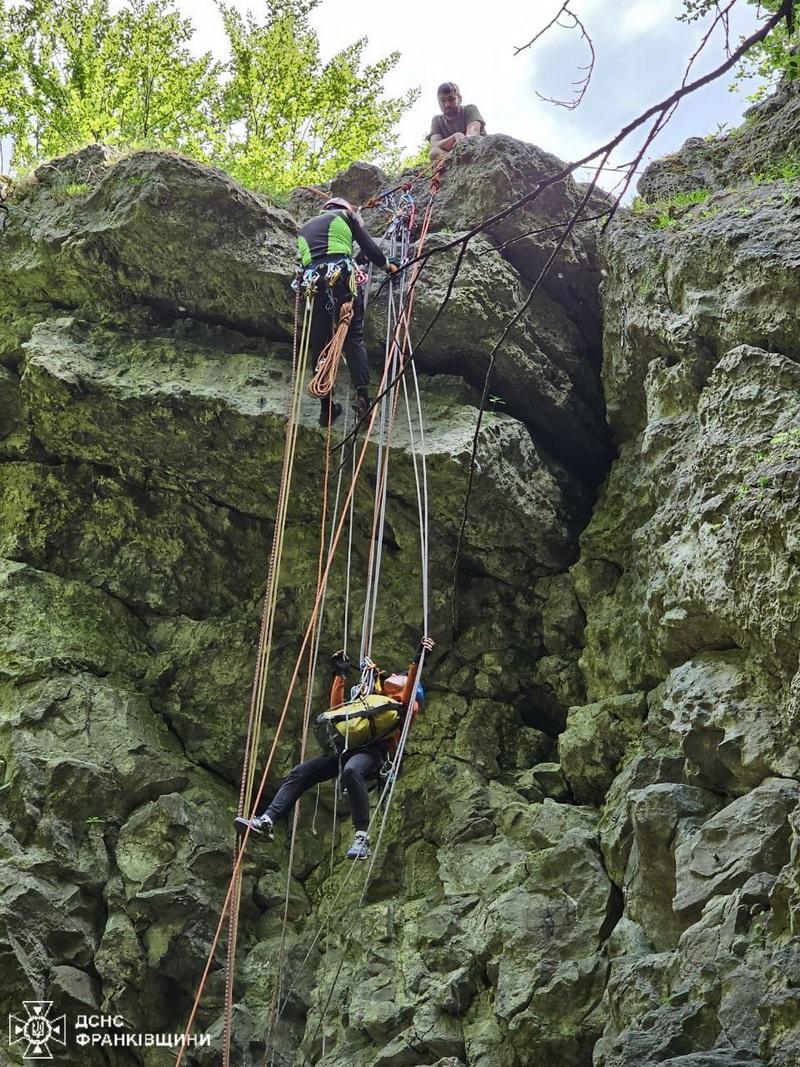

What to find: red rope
left=176, top=159, right=446, bottom=1065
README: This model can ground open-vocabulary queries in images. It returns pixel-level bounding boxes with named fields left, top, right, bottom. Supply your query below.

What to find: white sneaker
left=345, top=831, right=370, bottom=860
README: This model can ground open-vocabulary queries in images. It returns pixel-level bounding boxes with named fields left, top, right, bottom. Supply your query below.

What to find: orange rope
left=298, top=184, right=333, bottom=201
left=177, top=160, right=446, bottom=1066
left=175, top=360, right=392, bottom=1067
left=362, top=157, right=442, bottom=210
left=264, top=396, right=336, bottom=1063
left=307, top=299, right=354, bottom=399
left=220, top=290, right=309, bottom=1067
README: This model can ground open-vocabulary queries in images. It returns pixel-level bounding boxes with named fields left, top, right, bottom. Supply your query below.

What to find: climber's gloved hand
left=414, top=636, right=435, bottom=663
left=384, top=256, right=402, bottom=275
left=331, top=650, right=352, bottom=676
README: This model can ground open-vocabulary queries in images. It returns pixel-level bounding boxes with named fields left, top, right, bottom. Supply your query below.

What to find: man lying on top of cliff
left=428, top=82, right=487, bottom=161
left=234, top=637, right=434, bottom=861
left=296, top=197, right=400, bottom=426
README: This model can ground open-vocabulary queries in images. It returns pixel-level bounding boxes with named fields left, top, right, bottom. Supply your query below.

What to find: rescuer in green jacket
left=297, top=197, right=399, bottom=424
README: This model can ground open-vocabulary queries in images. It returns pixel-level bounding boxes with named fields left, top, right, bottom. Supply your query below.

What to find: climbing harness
left=296, top=258, right=363, bottom=401
left=176, top=160, right=443, bottom=1067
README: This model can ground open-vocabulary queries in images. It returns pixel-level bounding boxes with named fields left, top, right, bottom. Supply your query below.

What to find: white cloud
left=618, top=0, right=680, bottom=43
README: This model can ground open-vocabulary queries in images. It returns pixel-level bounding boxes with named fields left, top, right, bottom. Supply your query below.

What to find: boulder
left=2, top=149, right=297, bottom=338
left=673, top=778, right=800, bottom=920
left=558, top=692, right=648, bottom=804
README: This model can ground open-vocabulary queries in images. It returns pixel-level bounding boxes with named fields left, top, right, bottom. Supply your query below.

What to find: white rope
left=342, top=420, right=356, bottom=658
left=359, top=221, right=413, bottom=665
left=359, top=313, right=431, bottom=893
left=306, top=207, right=433, bottom=1039
left=358, top=282, right=395, bottom=665
left=401, top=343, right=430, bottom=633
left=273, top=195, right=432, bottom=1040
left=270, top=382, right=358, bottom=1061
left=271, top=390, right=353, bottom=1055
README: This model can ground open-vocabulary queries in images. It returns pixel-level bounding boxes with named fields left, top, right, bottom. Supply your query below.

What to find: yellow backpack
left=314, top=694, right=402, bottom=755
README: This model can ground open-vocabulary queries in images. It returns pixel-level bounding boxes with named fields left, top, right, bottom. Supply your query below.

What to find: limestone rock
left=381, top=232, right=611, bottom=482
left=2, top=104, right=800, bottom=1066
left=584, top=79, right=800, bottom=1067
left=649, top=655, right=800, bottom=793
left=428, top=134, right=605, bottom=344
left=602, top=189, right=800, bottom=443
left=673, top=778, right=800, bottom=920
left=1, top=150, right=297, bottom=338
left=616, top=782, right=722, bottom=950
left=638, top=76, right=800, bottom=201
left=578, top=344, right=800, bottom=703
left=284, top=160, right=389, bottom=223
left=0, top=560, right=146, bottom=682
left=558, top=692, right=647, bottom=804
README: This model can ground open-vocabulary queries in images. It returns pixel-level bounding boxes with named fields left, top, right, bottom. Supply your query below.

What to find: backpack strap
left=325, top=700, right=402, bottom=724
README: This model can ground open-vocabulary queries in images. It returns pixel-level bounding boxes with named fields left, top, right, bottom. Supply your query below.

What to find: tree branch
left=514, top=1, right=571, bottom=55
left=534, top=7, right=596, bottom=111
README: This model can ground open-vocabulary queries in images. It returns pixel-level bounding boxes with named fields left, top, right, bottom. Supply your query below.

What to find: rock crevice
left=1, top=93, right=799, bottom=1067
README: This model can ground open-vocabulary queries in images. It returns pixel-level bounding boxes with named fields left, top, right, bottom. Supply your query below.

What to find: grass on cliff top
left=750, top=152, right=800, bottom=184
left=632, top=187, right=712, bottom=229
left=631, top=153, right=800, bottom=232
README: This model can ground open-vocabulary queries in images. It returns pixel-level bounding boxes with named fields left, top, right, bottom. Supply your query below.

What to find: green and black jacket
left=297, top=209, right=388, bottom=270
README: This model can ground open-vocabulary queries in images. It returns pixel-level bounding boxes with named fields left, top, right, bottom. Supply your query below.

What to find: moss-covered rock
left=2, top=149, right=297, bottom=338
left=2, top=104, right=800, bottom=1067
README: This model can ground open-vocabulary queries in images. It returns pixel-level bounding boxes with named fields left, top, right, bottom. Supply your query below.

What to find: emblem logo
left=8, top=1001, right=67, bottom=1059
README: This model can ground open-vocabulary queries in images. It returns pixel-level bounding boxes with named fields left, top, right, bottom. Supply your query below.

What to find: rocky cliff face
left=576, top=82, right=800, bottom=1067
left=0, top=87, right=798, bottom=1067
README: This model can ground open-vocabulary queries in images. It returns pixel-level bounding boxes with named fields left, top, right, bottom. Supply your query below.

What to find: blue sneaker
left=346, top=831, right=370, bottom=860
left=234, top=814, right=274, bottom=841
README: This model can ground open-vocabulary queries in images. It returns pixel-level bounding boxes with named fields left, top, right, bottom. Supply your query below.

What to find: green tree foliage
left=400, top=140, right=432, bottom=170
left=0, top=0, right=418, bottom=195
left=0, top=0, right=220, bottom=168
left=214, top=0, right=418, bottom=192
left=680, top=0, right=800, bottom=96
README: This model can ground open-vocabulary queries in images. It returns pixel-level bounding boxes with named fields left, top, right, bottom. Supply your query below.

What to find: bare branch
left=395, top=2, right=787, bottom=276
left=478, top=209, right=613, bottom=256
left=657, top=0, right=739, bottom=138
left=514, top=1, right=571, bottom=55
left=515, top=1, right=597, bottom=111
left=716, top=0, right=733, bottom=56
left=534, top=8, right=597, bottom=111
left=601, top=0, right=741, bottom=224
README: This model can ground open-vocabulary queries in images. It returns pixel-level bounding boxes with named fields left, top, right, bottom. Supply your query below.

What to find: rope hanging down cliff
left=260, top=181, right=434, bottom=1061
left=175, top=163, right=444, bottom=1067
left=261, top=182, right=435, bottom=1061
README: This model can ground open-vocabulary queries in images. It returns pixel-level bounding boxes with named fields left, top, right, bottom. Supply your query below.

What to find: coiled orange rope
left=306, top=298, right=354, bottom=398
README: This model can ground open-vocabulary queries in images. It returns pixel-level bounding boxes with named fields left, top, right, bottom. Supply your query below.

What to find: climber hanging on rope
left=234, top=636, right=434, bottom=860
left=295, top=197, right=401, bottom=426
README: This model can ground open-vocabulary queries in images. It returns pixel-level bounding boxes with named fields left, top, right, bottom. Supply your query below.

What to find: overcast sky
left=176, top=0, right=767, bottom=190
left=4, top=0, right=772, bottom=191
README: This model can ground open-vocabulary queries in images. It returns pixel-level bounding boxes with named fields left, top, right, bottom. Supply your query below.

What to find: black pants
left=309, top=276, right=369, bottom=392
left=264, top=745, right=383, bottom=832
